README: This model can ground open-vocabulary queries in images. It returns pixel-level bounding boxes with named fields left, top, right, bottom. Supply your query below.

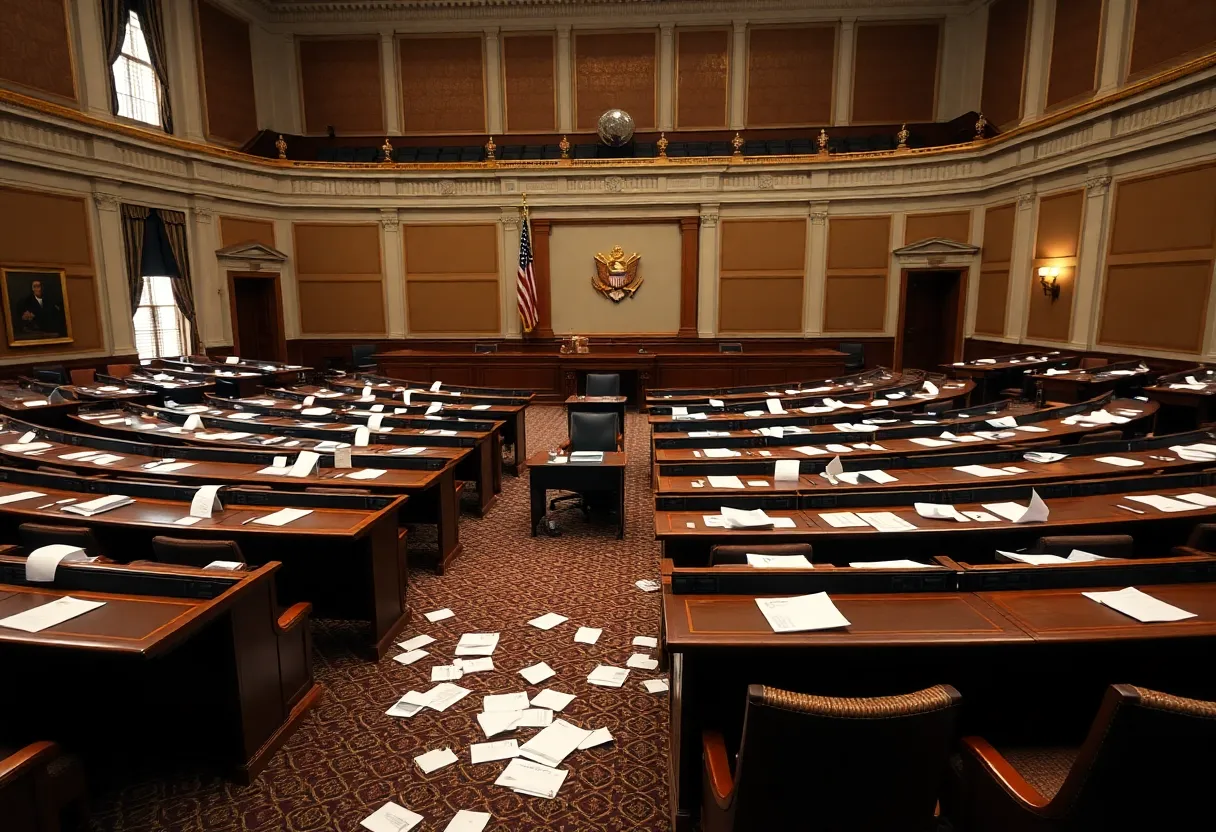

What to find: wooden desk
left=147, top=365, right=267, bottom=398
left=0, top=385, right=80, bottom=428
left=528, top=450, right=627, bottom=539
left=155, top=357, right=309, bottom=388
left=566, top=395, right=628, bottom=440
left=1144, top=367, right=1216, bottom=432
left=335, top=375, right=535, bottom=406
left=103, top=371, right=214, bottom=404
left=1030, top=362, right=1156, bottom=404
left=645, top=366, right=885, bottom=405
left=943, top=351, right=1075, bottom=402
left=0, top=557, right=320, bottom=782
left=662, top=582, right=1216, bottom=830
left=0, top=467, right=408, bottom=657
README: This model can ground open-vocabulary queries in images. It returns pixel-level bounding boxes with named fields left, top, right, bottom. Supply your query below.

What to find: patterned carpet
left=86, top=406, right=670, bottom=832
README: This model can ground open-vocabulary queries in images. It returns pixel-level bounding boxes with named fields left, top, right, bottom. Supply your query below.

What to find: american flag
left=516, top=208, right=539, bottom=333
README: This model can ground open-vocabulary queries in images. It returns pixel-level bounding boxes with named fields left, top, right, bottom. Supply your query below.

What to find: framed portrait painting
left=0, top=268, right=73, bottom=347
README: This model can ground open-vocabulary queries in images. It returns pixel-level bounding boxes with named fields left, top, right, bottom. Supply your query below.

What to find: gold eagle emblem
left=593, top=245, right=642, bottom=302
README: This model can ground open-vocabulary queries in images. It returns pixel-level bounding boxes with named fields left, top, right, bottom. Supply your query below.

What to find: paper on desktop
left=755, top=592, right=850, bottom=633
left=856, top=511, right=917, bottom=532
left=849, top=559, right=935, bottom=569
left=747, top=553, right=813, bottom=568
left=0, top=596, right=106, bottom=633
left=1082, top=587, right=1197, bottom=623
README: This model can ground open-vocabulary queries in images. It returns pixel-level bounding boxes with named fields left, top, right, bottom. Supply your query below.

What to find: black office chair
left=351, top=344, right=376, bottom=372
left=214, top=377, right=241, bottom=399
left=585, top=373, right=621, bottom=397
left=838, top=343, right=865, bottom=371
left=32, top=364, right=68, bottom=384
left=546, top=411, right=621, bottom=530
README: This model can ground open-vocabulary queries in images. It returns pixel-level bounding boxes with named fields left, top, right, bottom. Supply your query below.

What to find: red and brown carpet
left=87, top=406, right=670, bottom=831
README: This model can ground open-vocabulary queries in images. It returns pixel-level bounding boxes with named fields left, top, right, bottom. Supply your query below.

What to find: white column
left=162, top=0, right=206, bottom=141
left=885, top=214, right=904, bottom=336
left=1071, top=173, right=1112, bottom=350
left=501, top=208, right=521, bottom=339
left=188, top=206, right=227, bottom=347
left=484, top=28, right=504, bottom=135
left=248, top=25, right=279, bottom=131
left=964, top=207, right=986, bottom=336
left=659, top=23, right=675, bottom=131
left=938, top=11, right=987, bottom=121
left=1020, top=0, right=1055, bottom=124
left=71, top=0, right=112, bottom=119
left=281, top=35, right=303, bottom=134
left=728, top=21, right=746, bottom=129
left=697, top=206, right=721, bottom=338
left=804, top=206, right=828, bottom=336
left=1006, top=191, right=1038, bottom=341
left=381, top=211, right=406, bottom=338
left=833, top=19, right=856, bottom=126
left=273, top=219, right=300, bottom=340
left=382, top=32, right=401, bottom=135
left=91, top=190, right=136, bottom=354
left=557, top=26, right=574, bottom=133
left=1098, top=0, right=1133, bottom=94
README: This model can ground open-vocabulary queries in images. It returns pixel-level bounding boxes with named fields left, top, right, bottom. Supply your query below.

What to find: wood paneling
left=299, top=38, right=384, bottom=135
left=981, top=0, right=1030, bottom=129
left=975, top=203, right=1016, bottom=338
left=718, top=219, right=806, bottom=333
left=400, top=36, right=486, bottom=134
left=1046, top=0, right=1102, bottom=110
left=293, top=223, right=384, bottom=335
left=746, top=26, right=836, bottom=127
left=0, top=187, right=102, bottom=357
left=676, top=29, right=729, bottom=129
left=1099, top=164, right=1216, bottom=353
left=574, top=31, right=658, bottom=131
left=824, top=216, right=891, bottom=333
left=1027, top=190, right=1083, bottom=343
left=0, top=0, right=75, bottom=102
left=827, top=216, right=891, bottom=270
left=904, top=211, right=971, bottom=245
left=1129, top=0, right=1216, bottom=78
left=196, top=0, right=258, bottom=146
left=503, top=34, right=556, bottom=133
left=220, top=217, right=275, bottom=249
left=851, top=22, right=940, bottom=125
left=403, top=224, right=499, bottom=335
left=825, top=275, right=886, bottom=331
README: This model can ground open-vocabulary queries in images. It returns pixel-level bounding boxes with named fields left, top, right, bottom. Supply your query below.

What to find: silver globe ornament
left=597, top=109, right=635, bottom=147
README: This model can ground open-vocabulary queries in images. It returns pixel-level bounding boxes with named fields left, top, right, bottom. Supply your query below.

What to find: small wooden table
left=566, top=394, right=628, bottom=440
left=528, top=450, right=627, bottom=538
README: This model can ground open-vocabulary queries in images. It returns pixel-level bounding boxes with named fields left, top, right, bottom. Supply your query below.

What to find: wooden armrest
left=0, top=741, right=58, bottom=785
left=960, top=736, right=1050, bottom=809
left=702, top=730, right=734, bottom=805
left=1170, top=545, right=1214, bottom=558
left=276, top=602, right=313, bottom=633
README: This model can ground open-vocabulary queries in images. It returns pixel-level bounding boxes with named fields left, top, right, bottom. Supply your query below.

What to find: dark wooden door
left=900, top=270, right=962, bottom=371
left=231, top=275, right=284, bottom=361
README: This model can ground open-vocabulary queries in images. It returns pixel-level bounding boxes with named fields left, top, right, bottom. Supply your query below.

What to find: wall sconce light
left=1038, top=266, right=1061, bottom=302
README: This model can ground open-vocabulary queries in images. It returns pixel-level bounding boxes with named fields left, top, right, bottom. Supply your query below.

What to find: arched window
left=112, top=10, right=162, bottom=127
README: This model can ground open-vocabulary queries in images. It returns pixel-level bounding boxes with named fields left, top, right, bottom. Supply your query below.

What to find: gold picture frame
left=0, top=267, right=73, bottom=347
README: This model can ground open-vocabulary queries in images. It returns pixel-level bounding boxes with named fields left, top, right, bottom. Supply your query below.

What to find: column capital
left=380, top=208, right=399, bottom=231
left=809, top=211, right=828, bottom=226
left=732, top=20, right=747, bottom=35
left=1085, top=175, right=1112, bottom=197
left=380, top=31, right=393, bottom=44
left=840, top=17, right=857, bottom=30
left=484, top=26, right=500, bottom=39
left=1017, top=192, right=1037, bottom=209
left=192, top=207, right=213, bottom=224
left=660, top=22, right=675, bottom=34
left=93, top=192, right=120, bottom=212
left=557, top=25, right=572, bottom=39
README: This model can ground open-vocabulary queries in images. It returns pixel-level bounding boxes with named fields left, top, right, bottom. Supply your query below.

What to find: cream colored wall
left=549, top=223, right=682, bottom=335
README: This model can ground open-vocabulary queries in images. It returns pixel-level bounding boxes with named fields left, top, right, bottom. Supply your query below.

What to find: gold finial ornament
left=975, top=113, right=988, bottom=140
left=485, top=135, right=497, bottom=162
left=817, top=128, right=829, bottom=154
left=657, top=132, right=669, bottom=159
left=731, top=132, right=744, bottom=156
left=896, top=123, right=909, bottom=150
left=559, top=135, right=571, bottom=160
left=381, top=137, right=393, bottom=162
left=275, top=134, right=287, bottom=159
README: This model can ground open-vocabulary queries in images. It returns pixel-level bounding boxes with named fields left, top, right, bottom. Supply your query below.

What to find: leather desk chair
left=105, top=363, right=135, bottom=378
left=18, top=524, right=104, bottom=558
left=1183, top=523, right=1216, bottom=551
left=710, top=543, right=814, bottom=566
left=549, top=410, right=621, bottom=520
left=151, top=536, right=246, bottom=568
left=68, top=368, right=95, bottom=387
left=584, top=373, right=620, bottom=397
left=703, top=684, right=961, bottom=832
left=947, top=684, right=1216, bottom=831
left=1033, top=535, right=1135, bottom=559
left=351, top=344, right=376, bottom=372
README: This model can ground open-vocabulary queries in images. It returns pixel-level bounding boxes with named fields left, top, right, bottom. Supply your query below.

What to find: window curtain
left=99, top=0, right=129, bottom=116
left=132, top=0, right=174, bottom=134
left=119, top=203, right=150, bottom=314
left=157, top=209, right=201, bottom=351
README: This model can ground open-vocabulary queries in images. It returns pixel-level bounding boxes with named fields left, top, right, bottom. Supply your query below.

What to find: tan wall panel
left=823, top=275, right=887, bottom=331
left=1129, top=0, right=1216, bottom=78
left=676, top=29, right=729, bottom=129
left=827, top=217, right=892, bottom=270
left=1025, top=266, right=1074, bottom=342
left=851, top=22, right=940, bottom=124
left=746, top=26, right=836, bottom=127
left=63, top=275, right=102, bottom=351
left=400, top=36, right=486, bottom=134
left=1046, top=0, right=1102, bottom=109
left=503, top=35, right=556, bottom=133
left=720, top=219, right=806, bottom=272
left=299, top=38, right=384, bottom=134
left=407, top=281, right=499, bottom=333
left=574, top=32, right=657, bottom=131
left=974, top=270, right=1010, bottom=336
left=719, top=277, right=803, bottom=332
left=981, top=0, right=1030, bottom=129
left=0, top=0, right=75, bottom=101
left=219, top=216, right=275, bottom=249
left=293, top=224, right=382, bottom=276
left=550, top=223, right=682, bottom=335
left=0, top=188, right=92, bottom=267
left=982, top=203, right=1016, bottom=264
left=1099, top=262, right=1211, bottom=353
left=904, top=211, right=971, bottom=245
left=197, top=0, right=259, bottom=145
left=1034, top=190, right=1084, bottom=260
left=403, top=225, right=498, bottom=275
left=1109, top=165, right=1216, bottom=255
left=298, top=279, right=385, bottom=334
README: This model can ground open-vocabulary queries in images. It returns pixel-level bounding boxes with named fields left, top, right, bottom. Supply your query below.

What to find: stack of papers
left=819, top=511, right=868, bottom=528
left=587, top=665, right=630, bottom=688
left=252, top=507, right=313, bottom=527
left=703, top=448, right=741, bottom=459
left=569, top=451, right=604, bottom=463
left=856, top=511, right=917, bottom=532
left=1082, top=587, right=1197, bottom=622
left=495, top=758, right=569, bottom=800
left=720, top=507, right=776, bottom=529
left=518, top=719, right=592, bottom=768
left=955, top=464, right=1015, bottom=478
left=849, top=559, right=935, bottom=569
left=756, top=592, right=850, bottom=633
left=914, top=503, right=967, bottom=522
left=61, top=494, right=133, bottom=516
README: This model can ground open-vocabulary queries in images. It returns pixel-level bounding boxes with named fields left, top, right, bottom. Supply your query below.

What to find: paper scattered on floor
left=632, top=636, right=658, bottom=648
left=587, top=665, right=629, bottom=688
left=635, top=579, right=660, bottom=592
left=414, top=747, right=458, bottom=774
left=530, top=689, right=575, bottom=711
left=643, top=679, right=670, bottom=694
left=528, top=612, right=568, bottom=630
left=442, top=811, right=491, bottom=832
left=360, top=801, right=423, bottom=832
left=574, top=626, right=602, bottom=644
left=626, top=653, right=659, bottom=670
left=494, top=757, right=568, bottom=799
left=424, top=608, right=455, bottom=622
left=470, top=739, right=520, bottom=764
left=519, top=661, right=556, bottom=684
left=399, top=634, right=436, bottom=651
left=393, top=649, right=428, bottom=666
left=578, top=727, right=614, bottom=749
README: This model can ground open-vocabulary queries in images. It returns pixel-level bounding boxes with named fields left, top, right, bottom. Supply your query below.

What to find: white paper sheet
left=252, top=507, right=312, bottom=527
left=0, top=596, right=106, bottom=632
left=955, top=464, right=1015, bottom=478
left=494, top=758, right=568, bottom=799
left=643, top=679, right=670, bottom=694
left=755, top=592, right=850, bottom=633
left=190, top=484, right=222, bottom=518
left=626, top=653, right=659, bottom=670
left=574, top=626, right=602, bottom=644
left=528, top=613, right=568, bottom=630
left=531, top=689, right=575, bottom=711
left=414, top=747, right=458, bottom=774
left=520, top=661, right=556, bottom=684
left=24, top=544, right=91, bottom=582
left=484, top=692, right=530, bottom=712
left=399, top=634, right=436, bottom=650
left=746, top=553, right=813, bottom=568
left=766, top=398, right=786, bottom=414
left=1124, top=494, right=1201, bottom=513
left=288, top=450, right=320, bottom=478
left=819, top=511, right=868, bottom=528
left=849, top=559, right=935, bottom=569
left=857, top=511, right=917, bottom=532
left=1177, top=493, right=1216, bottom=507
left=393, top=649, right=428, bottom=666
left=348, top=468, right=386, bottom=480
left=773, top=459, right=800, bottom=483
left=442, top=812, right=491, bottom=832
left=476, top=710, right=523, bottom=738
left=518, top=719, right=592, bottom=768
left=587, top=665, right=629, bottom=688
left=470, top=739, right=520, bottom=765
left=1094, top=456, right=1144, bottom=468
left=1082, top=587, right=1197, bottom=622
left=0, top=491, right=45, bottom=506
left=632, top=636, right=659, bottom=648
left=360, top=801, right=423, bottom=832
